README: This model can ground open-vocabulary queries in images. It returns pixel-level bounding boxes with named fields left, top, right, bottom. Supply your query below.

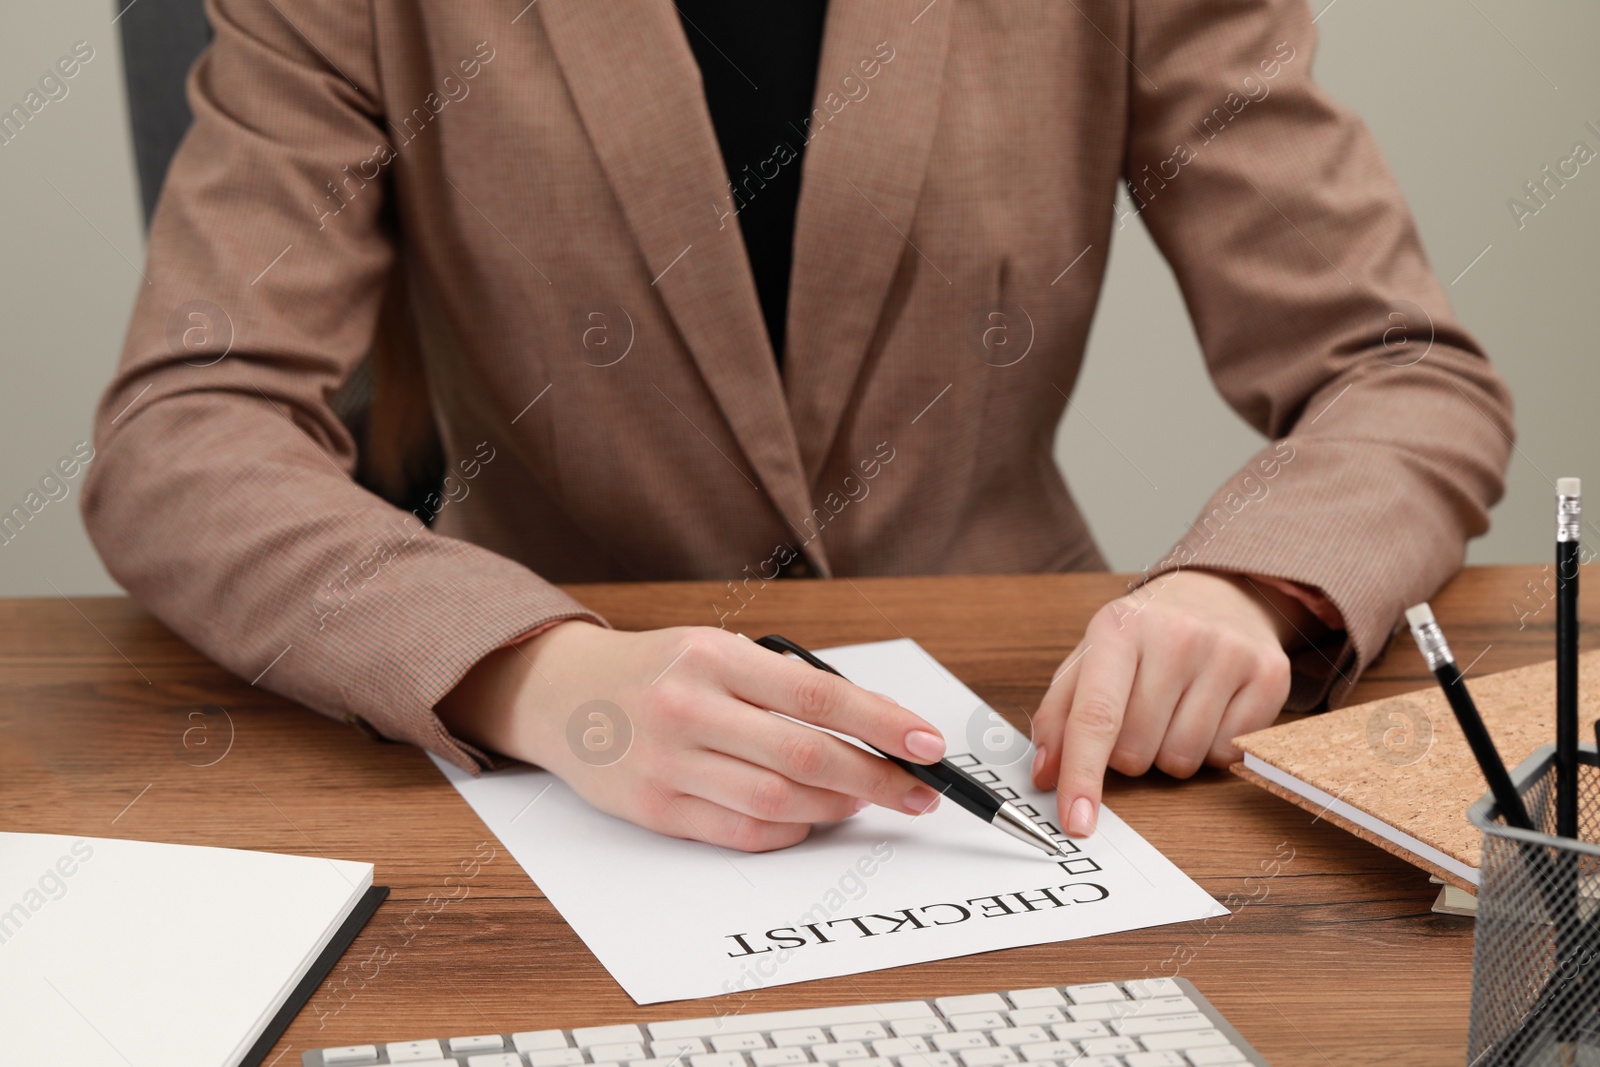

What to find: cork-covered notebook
left=1232, top=650, right=1600, bottom=892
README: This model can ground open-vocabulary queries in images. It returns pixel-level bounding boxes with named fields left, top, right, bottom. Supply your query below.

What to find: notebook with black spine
left=243, top=884, right=390, bottom=1067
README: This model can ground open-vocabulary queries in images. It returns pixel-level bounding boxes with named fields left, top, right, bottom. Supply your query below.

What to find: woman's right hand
left=436, top=621, right=948, bottom=851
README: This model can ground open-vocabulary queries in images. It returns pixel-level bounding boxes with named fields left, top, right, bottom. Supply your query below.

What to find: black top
left=676, top=1, right=829, bottom=363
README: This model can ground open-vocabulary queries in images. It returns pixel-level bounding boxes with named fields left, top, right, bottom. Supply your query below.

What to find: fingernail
left=1030, top=746, right=1046, bottom=779
left=905, top=729, right=945, bottom=761
left=851, top=797, right=871, bottom=814
left=904, top=786, right=941, bottom=813
left=1067, top=796, right=1097, bottom=837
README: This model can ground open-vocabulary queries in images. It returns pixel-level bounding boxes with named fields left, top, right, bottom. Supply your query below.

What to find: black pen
left=1557, top=478, right=1581, bottom=839
left=1405, top=604, right=1534, bottom=831
left=755, top=634, right=1068, bottom=859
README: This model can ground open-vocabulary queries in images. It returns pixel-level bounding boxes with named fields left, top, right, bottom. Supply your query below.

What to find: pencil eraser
left=1559, top=477, right=1581, bottom=497
left=1404, top=603, right=1435, bottom=629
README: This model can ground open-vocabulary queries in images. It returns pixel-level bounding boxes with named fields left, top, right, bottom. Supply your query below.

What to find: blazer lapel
left=536, top=0, right=826, bottom=565
left=784, top=0, right=955, bottom=482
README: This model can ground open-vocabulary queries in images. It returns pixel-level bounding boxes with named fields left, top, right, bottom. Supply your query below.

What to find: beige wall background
left=1, top=1, right=1595, bottom=598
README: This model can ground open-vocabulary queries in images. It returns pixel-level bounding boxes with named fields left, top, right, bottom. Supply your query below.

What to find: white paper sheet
left=433, top=638, right=1225, bottom=1004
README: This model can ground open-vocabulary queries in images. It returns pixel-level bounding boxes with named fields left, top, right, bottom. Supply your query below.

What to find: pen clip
left=754, top=634, right=846, bottom=679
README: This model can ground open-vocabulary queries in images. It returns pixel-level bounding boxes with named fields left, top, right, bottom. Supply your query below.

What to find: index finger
left=1056, top=639, right=1138, bottom=837
left=724, top=640, right=947, bottom=764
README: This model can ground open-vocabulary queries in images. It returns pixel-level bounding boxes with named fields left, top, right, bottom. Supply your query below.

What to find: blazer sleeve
left=1121, top=0, right=1514, bottom=709
left=81, top=0, right=605, bottom=771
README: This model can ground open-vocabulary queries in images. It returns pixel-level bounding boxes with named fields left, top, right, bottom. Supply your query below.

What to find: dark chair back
left=118, top=0, right=211, bottom=225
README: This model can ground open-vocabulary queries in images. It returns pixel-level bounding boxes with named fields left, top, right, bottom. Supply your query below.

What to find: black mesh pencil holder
left=1467, top=744, right=1600, bottom=1065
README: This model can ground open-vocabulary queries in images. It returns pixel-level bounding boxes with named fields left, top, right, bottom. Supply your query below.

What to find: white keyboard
left=303, top=977, right=1268, bottom=1067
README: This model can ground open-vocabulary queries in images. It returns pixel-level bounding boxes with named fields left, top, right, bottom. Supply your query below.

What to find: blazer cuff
left=1249, top=574, right=1348, bottom=633
left=412, top=603, right=607, bottom=774
left=290, top=558, right=611, bottom=774
left=1136, top=438, right=1475, bottom=714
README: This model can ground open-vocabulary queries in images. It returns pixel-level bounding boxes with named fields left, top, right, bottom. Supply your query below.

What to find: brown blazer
left=84, top=0, right=1513, bottom=771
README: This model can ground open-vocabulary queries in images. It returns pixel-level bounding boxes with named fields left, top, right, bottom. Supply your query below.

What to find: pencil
left=1405, top=603, right=1534, bottom=831
left=1557, top=477, right=1581, bottom=839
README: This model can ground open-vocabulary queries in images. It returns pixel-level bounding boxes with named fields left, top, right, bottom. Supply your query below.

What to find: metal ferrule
left=1409, top=618, right=1454, bottom=673
left=1558, top=494, right=1582, bottom=543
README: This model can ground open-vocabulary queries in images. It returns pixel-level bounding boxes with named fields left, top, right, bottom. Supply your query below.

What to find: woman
left=86, top=0, right=1511, bottom=851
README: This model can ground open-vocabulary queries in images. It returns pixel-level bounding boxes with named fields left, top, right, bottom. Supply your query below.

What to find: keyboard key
left=812, top=1043, right=872, bottom=1062
left=1123, top=978, right=1180, bottom=1000
left=1005, top=988, right=1066, bottom=1009
left=387, top=1041, right=445, bottom=1063
left=688, top=1054, right=748, bottom=1067
left=710, top=1035, right=767, bottom=1053
left=889, top=1018, right=948, bottom=1037
left=935, top=995, right=1010, bottom=1016
left=772, top=1029, right=829, bottom=1047
left=591, top=1042, right=648, bottom=1061
left=897, top=1054, right=959, bottom=1067
left=932, top=1033, right=990, bottom=1051
left=576, top=1026, right=647, bottom=1047
left=861, top=1004, right=939, bottom=1023
left=1126, top=996, right=1196, bottom=1018
left=956, top=1047, right=1018, bottom=1067
left=653, top=1039, right=708, bottom=1056
left=1113, top=1014, right=1210, bottom=1038
left=1078, top=1037, right=1138, bottom=1056
left=1062, top=984, right=1126, bottom=1005
left=516, top=1031, right=571, bottom=1053
left=319, top=1047, right=377, bottom=1065
left=1062, top=1004, right=1152, bottom=1023
left=1016, top=1042, right=1079, bottom=1062
left=529, top=1050, right=587, bottom=1067
left=1136, top=1028, right=1232, bottom=1051
left=1125, top=1053, right=1188, bottom=1067
left=1069, top=1059, right=1123, bottom=1067
left=833, top=1023, right=890, bottom=1041
left=948, top=1013, right=1007, bottom=1032
left=1005, top=1008, right=1065, bottom=1027
left=452, top=1036, right=507, bottom=1052
left=1065, top=1001, right=1139, bottom=1023
left=653, top=1004, right=933, bottom=1040
left=466, top=1056, right=522, bottom=1067
left=751, top=1048, right=809, bottom=1067
left=1185, top=1045, right=1248, bottom=1064
left=1049, top=1022, right=1109, bottom=1041
left=870, top=1038, right=930, bottom=1057
left=989, top=1027, right=1051, bottom=1047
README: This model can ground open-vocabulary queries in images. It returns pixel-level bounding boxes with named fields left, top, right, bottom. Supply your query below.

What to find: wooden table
left=2, top=565, right=1579, bottom=1065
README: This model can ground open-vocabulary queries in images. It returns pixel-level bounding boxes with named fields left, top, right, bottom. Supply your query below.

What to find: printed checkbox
left=993, top=786, right=1018, bottom=800
left=1057, top=855, right=1101, bottom=875
left=969, top=769, right=1000, bottom=784
left=1013, top=803, right=1038, bottom=817
left=947, top=752, right=981, bottom=768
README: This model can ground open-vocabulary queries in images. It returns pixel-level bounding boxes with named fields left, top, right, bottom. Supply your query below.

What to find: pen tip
left=1404, top=603, right=1435, bottom=630
left=1559, top=477, right=1582, bottom=497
